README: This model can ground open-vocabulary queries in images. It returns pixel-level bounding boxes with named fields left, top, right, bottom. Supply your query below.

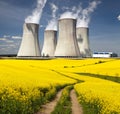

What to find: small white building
left=93, top=52, right=118, bottom=58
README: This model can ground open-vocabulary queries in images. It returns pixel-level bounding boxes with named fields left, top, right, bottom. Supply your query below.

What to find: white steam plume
left=45, top=3, right=58, bottom=31
left=51, top=3, right=58, bottom=18
left=60, top=11, right=76, bottom=19
left=60, top=5, right=82, bottom=19
left=77, top=0, right=101, bottom=28
left=25, top=0, right=47, bottom=24
left=117, top=15, right=120, bottom=21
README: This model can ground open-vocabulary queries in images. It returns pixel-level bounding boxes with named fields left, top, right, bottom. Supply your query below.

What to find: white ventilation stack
left=54, top=18, right=80, bottom=57
left=76, top=27, right=91, bottom=57
left=17, top=23, right=41, bottom=56
left=41, top=30, right=57, bottom=57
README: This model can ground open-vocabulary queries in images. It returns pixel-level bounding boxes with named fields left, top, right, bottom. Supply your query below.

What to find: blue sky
left=0, top=0, right=120, bottom=56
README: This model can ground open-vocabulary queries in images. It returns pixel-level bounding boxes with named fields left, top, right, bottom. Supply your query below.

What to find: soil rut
left=70, top=89, right=83, bottom=114
left=36, top=90, right=62, bottom=114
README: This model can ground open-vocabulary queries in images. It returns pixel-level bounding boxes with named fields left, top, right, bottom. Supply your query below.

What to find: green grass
left=77, top=73, right=120, bottom=83
left=51, top=85, right=73, bottom=114
left=79, top=100, right=100, bottom=114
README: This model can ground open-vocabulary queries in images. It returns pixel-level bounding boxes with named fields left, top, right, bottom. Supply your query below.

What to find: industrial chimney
left=76, top=27, right=91, bottom=57
left=41, top=30, right=57, bottom=57
left=54, top=18, right=80, bottom=57
left=17, top=23, right=41, bottom=56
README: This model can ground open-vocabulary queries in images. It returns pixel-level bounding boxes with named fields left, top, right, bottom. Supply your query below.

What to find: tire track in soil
left=35, top=89, right=63, bottom=114
left=70, top=89, right=83, bottom=114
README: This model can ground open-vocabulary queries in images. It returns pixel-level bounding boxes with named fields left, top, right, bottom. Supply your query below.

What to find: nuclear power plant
left=17, top=23, right=41, bottom=56
left=41, top=30, right=57, bottom=57
left=54, top=18, right=80, bottom=57
left=76, top=27, right=91, bottom=57
left=17, top=19, right=92, bottom=58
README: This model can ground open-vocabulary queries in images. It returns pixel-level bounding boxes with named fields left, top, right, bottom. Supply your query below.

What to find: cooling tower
left=54, top=18, right=80, bottom=57
left=76, top=27, right=91, bottom=57
left=41, top=30, right=57, bottom=57
left=17, top=23, right=41, bottom=56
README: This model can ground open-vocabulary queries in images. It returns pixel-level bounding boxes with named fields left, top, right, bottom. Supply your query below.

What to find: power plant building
left=17, top=23, right=41, bottom=56
left=54, top=18, right=80, bottom=57
left=93, top=52, right=118, bottom=58
left=41, top=30, right=57, bottom=57
left=76, top=27, right=91, bottom=57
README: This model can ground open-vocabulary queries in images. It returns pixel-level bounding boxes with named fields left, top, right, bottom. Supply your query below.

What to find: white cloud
left=0, top=35, right=22, bottom=41
left=3, top=35, right=10, bottom=38
left=0, top=41, right=20, bottom=54
left=0, top=34, right=21, bottom=54
left=117, top=15, right=120, bottom=21
left=0, top=39, right=14, bottom=44
left=12, top=36, right=22, bottom=40
left=5, top=40, right=14, bottom=43
left=0, top=38, right=7, bottom=41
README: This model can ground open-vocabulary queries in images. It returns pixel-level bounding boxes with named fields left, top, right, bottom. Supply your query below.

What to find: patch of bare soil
left=35, top=90, right=62, bottom=114
left=70, top=89, right=83, bottom=114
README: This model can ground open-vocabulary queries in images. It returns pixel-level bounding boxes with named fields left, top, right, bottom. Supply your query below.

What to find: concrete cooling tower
left=41, top=30, right=57, bottom=57
left=76, top=27, right=91, bottom=57
left=54, top=18, right=80, bottom=57
left=17, top=23, right=41, bottom=56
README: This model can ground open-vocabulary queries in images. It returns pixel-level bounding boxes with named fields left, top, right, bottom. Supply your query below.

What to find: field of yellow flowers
left=0, top=58, right=120, bottom=114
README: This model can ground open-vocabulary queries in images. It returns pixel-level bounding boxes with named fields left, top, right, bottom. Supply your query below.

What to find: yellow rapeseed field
left=59, top=58, right=120, bottom=77
left=0, top=58, right=120, bottom=114
left=0, top=59, right=76, bottom=113
left=73, top=74, right=120, bottom=114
